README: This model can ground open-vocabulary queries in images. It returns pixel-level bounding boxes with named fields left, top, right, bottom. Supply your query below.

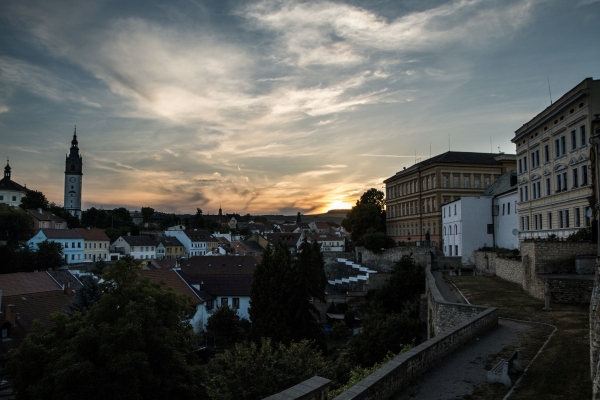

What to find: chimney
left=6, top=304, right=16, bottom=325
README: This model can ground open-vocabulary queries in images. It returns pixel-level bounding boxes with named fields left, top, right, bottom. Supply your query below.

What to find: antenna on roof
left=547, top=75, right=553, bottom=105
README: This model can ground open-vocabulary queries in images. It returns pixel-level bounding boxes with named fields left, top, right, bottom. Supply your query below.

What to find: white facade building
left=0, top=161, right=29, bottom=207
left=494, top=191, right=519, bottom=250
left=64, top=128, right=83, bottom=219
left=111, top=235, right=157, bottom=260
left=28, top=229, right=85, bottom=264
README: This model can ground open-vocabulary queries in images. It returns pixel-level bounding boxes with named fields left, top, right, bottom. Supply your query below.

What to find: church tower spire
left=64, top=127, right=83, bottom=219
left=4, top=158, right=11, bottom=180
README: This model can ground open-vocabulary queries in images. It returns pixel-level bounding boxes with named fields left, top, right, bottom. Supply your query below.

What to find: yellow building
left=384, top=151, right=516, bottom=249
left=511, top=78, right=599, bottom=239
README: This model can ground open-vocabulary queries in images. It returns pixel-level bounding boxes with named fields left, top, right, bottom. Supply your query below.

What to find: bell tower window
left=71, top=164, right=75, bottom=171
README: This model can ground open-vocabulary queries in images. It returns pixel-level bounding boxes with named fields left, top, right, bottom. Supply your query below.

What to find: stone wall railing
left=330, top=265, right=498, bottom=400
left=264, top=376, right=331, bottom=400
left=356, top=246, right=434, bottom=271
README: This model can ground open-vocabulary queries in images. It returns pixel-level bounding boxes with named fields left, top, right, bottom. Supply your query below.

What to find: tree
left=373, top=254, right=425, bottom=315
left=70, top=275, right=100, bottom=315
left=35, top=240, right=64, bottom=270
left=249, top=239, right=326, bottom=345
left=6, top=257, right=205, bottom=400
left=0, top=207, right=32, bottom=245
left=48, top=203, right=81, bottom=228
left=205, top=305, right=250, bottom=346
left=296, top=212, right=302, bottom=224
left=193, top=208, right=205, bottom=229
left=19, top=190, right=49, bottom=210
left=362, top=232, right=396, bottom=253
left=207, top=338, right=332, bottom=400
left=341, top=188, right=387, bottom=246
left=141, top=207, right=154, bottom=222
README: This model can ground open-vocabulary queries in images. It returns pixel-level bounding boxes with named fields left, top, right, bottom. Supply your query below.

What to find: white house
left=164, top=229, right=217, bottom=257
left=442, top=171, right=519, bottom=264
left=28, top=229, right=85, bottom=264
left=111, top=235, right=157, bottom=260
left=0, top=161, right=29, bottom=207
left=299, top=233, right=345, bottom=252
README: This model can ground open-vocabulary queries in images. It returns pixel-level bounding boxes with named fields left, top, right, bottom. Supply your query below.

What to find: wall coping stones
left=539, top=274, right=595, bottom=281
left=264, top=376, right=331, bottom=400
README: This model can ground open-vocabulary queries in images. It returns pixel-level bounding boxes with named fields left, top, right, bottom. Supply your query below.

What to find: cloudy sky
left=1, top=0, right=599, bottom=215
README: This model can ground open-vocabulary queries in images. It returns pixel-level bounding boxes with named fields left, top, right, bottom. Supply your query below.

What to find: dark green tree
left=19, top=190, right=49, bottom=210
left=193, top=208, right=205, bottom=229
left=341, top=188, right=387, bottom=246
left=70, top=275, right=100, bottom=315
left=373, top=254, right=425, bottom=315
left=207, top=338, right=332, bottom=400
left=34, top=240, right=64, bottom=270
left=205, top=305, right=249, bottom=346
left=0, top=207, right=32, bottom=245
left=141, top=207, right=154, bottom=222
left=48, top=203, right=81, bottom=228
left=296, top=212, right=302, bottom=224
left=249, top=239, right=326, bottom=345
left=362, top=232, right=396, bottom=253
left=6, top=256, right=205, bottom=400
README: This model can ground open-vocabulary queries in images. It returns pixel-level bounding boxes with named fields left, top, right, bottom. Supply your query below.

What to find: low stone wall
left=264, top=376, right=331, bottom=400
left=330, top=266, right=498, bottom=400
left=356, top=246, right=433, bottom=271
left=521, top=241, right=596, bottom=274
left=323, top=252, right=354, bottom=264
left=437, top=256, right=462, bottom=270
left=333, top=306, right=497, bottom=400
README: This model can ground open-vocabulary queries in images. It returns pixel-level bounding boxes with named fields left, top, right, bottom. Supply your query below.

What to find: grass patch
left=446, top=274, right=591, bottom=400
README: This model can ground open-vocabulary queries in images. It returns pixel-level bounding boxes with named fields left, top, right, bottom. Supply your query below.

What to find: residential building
left=27, top=208, right=67, bottom=230
left=299, top=233, right=345, bottom=252
left=64, top=128, right=83, bottom=219
left=75, top=228, right=110, bottom=262
left=309, top=221, right=331, bottom=234
left=111, top=235, right=157, bottom=260
left=384, top=151, right=516, bottom=248
left=156, top=236, right=185, bottom=259
left=512, top=78, right=599, bottom=239
left=28, top=229, right=85, bottom=264
left=441, top=171, right=519, bottom=264
left=164, top=229, right=217, bottom=257
left=265, top=232, right=301, bottom=253
left=0, top=160, right=29, bottom=207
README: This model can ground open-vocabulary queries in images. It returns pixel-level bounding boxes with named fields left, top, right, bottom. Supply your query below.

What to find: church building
left=0, top=159, right=29, bottom=207
left=64, top=128, right=83, bottom=219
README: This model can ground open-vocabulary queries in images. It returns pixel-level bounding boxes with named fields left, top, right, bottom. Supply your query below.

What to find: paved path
left=394, top=319, right=531, bottom=400
left=432, top=270, right=461, bottom=303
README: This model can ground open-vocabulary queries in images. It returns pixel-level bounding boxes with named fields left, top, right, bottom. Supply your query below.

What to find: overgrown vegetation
left=477, top=246, right=519, bottom=258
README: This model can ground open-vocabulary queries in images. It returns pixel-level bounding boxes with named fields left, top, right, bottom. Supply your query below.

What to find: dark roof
left=266, top=232, right=301, bottom=245
left=3, top=291, right=74, bottom=332
left=119, top=235, right=158, bottom=246
left=181, top=255, right=258, bottom=275
left=0, top=271, right=62, bottom=296
left=47, top=270, right=83, bottom=291
left=0, top=177, right=28, bottom=193
left=482, top=171, right=518, bottom=197
left=241, top=240, right=264, bottom=253
left=179, top=273, right=253, bottom=297
left=184, top=230, right=216, bottom=242
left=148, top=259, right=178, bottom=269
left=139, top=269, right=203, bottom=305
left=74, top=228, right=110, bottom=241
left=386, top=151, right=515, bottom=181
left=27, top=209, right=66, bottom=223
left=159, top=236, right=184, bottom=247
left=39, top=228, right=84, bottom=239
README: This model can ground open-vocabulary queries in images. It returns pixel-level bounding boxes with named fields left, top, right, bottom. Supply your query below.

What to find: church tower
left=64, top=127, right=83, bottom=219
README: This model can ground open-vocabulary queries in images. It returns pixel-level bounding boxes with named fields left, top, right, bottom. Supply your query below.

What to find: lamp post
left=590, top=114, right=600, bottom=255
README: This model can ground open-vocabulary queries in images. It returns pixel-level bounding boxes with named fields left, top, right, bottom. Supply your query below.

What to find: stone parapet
left=356, top=246, right=433, bottom=271
left=264, top=376, right=331, bottom=400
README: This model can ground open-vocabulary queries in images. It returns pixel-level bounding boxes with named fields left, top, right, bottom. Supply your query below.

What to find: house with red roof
left=27, top=228, right=85, bottom=264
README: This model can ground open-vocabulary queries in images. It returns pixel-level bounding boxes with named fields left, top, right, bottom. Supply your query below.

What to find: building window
left=221, top=298, right=228, bottom=307
left=518, top=158, right=522, bottom=174
left=475, top=177, right=480, bottom=188
left=555, top=136, right=566, bottom=158
left=548, top=212, right=552, bottom=229
left=206, top=300, right=214, bottom=310
left=558, top=210, right=564, bottom=228
left=455, top=245, right=458, bottom=256
left=523, top=156, right=528, bottom=172
left=507, top=202, right=511, bottom=214
left=524, top=186, right=528, bottom=201
left=12, top=196, right=16, bottom=201
left=1, top=328, right=8, bottom=339
left=487, top=224, right=494, bottom=234
left=526, top=216, right=530, bottom=230
left=572, top=168, right=578, bottom=188
left=580, top=125, right=586, bottom=147
left=485, top=177, right=490, bottom=188
left=453, top=176, right=460, bottom=188
left=575, top=207, right=581, bottom=227
left=531, top=150, right=540, bottom=169
left=521, top=217, right=525, bottom=230
left=465, top=177, right=470, bottom=188
left=65, top=242, right=69, bottom=248
left=582, top=165, right=589, bottom=185
left=585, top=206, right=591, bottom=227
left=545, top=178, right=551, bottom=196
left=571, top=129, right=577, bottom=150
left=502, top=203, right=505, bottom=215
left=454, top=204, right=457, bottom=215
left=565, top=209, right=570, bottom=228
left=544, top=144, right=550, bottom=163
left=232, top=298, right=240, bottom=309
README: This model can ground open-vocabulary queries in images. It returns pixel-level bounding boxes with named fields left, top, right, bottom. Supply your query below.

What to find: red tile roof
left=39, top=228, right=84, bottom=239
left=0, top=272, right=62, bottom=296
left=139, top=269, right=203, bottom=305
left=2, top=290, right=74, bottom=332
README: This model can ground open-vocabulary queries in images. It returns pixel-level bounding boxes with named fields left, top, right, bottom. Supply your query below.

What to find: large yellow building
left=511, top=78, right=600, bottom=239
left=384, top=151, right=516, bottom=249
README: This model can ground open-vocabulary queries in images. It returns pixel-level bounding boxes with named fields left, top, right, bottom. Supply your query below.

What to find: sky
left=1, top=0, right=599, bottom=215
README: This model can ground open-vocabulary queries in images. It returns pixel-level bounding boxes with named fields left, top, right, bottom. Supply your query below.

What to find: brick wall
left=521, top=241, right=596, bottom=274
left=546, top=276, right=594, bottom=304
left=495, top=257, right=523, bottom=285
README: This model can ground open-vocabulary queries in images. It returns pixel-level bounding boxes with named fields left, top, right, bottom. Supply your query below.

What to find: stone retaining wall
left=495, top=257, right=524, bottom=285
left=264, top=376, right=331, bottom=400
left=356, top=246, right=433, bottom=271
left=546, top=275, right=595, bottom=304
